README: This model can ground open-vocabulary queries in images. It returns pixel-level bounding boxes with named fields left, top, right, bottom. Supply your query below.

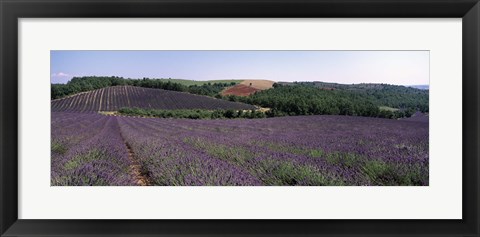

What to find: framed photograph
left=1, top=0, right=479, bottom=236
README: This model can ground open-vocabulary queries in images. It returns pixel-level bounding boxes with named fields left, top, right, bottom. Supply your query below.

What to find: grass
left=254, top=141, right=329, bottom=160
left=257, top=159, right=344, bottom=186
left=159, top=79, right=244, bottom=86
left=379, top=106, right=400, bottom=112
left=52, top=175, right=109, bottom=186
left=186, top=137, right=254, bottom=164
left=360, top=160, right=425, bottom=186
left=51, top=141, right=68, bottom=155
left=52, top=149, right=112, bottom=186
left=64, top=150, right=104, bottom=170
left=325, top=151, right=364, bottom=168
left=309, top=149, right=325, bottom=158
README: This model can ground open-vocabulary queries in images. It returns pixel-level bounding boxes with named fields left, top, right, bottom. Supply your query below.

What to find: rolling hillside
left=273, top=81, right=429, bottom=112
left=221, top=84, right=262, bottom=96
left=222, top=80, right=275, bottom=96
left=159, top=78, right=243, bottom=86
left=51, top=86, right=256, bottom=112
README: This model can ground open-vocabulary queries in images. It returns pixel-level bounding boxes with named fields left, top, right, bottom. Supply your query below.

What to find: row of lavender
left=52, top=112, right=428, bottom=186
left=51, top=112, right=136, bottom=185
left=51, top=86, right=255, bottom=112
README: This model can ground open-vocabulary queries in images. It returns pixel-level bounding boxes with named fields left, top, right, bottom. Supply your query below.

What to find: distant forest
left=51, top=76, right=236, bottom=99
left=222, top=84, right=428, bottom=119
left=52, top=76, right=428, bottom=119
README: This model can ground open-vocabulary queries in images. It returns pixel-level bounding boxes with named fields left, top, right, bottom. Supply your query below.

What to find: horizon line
left=52, top=76, right=429, bottom=87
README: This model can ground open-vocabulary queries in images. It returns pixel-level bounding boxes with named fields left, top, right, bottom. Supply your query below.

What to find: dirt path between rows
left=124, top=141, right=152, bottom=186
left=114, top=117, right=152, bottom=186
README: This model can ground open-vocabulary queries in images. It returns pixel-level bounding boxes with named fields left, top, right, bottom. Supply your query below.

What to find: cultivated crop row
left=51, top=86, right=256, bottom=112
left=51, top=112, right=428, bottom=186
left=51, top=112, right=136, bottom=186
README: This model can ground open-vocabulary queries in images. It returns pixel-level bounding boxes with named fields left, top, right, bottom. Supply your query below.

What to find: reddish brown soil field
left=240, top=80, right=275, bottom=90
left=221, top=84, right=262, bottom=96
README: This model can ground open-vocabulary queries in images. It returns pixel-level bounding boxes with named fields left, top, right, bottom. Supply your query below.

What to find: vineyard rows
left=51, top=86, right=255, bottom=112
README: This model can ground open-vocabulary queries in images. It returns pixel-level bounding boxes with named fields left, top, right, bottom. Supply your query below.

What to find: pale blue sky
left=51, top=51, right=429, bottom=85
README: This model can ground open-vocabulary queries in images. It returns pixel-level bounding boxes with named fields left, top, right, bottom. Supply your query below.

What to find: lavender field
left=51, top=86, right=255, bottom=112
left=51, top=112, right=429, bottom=186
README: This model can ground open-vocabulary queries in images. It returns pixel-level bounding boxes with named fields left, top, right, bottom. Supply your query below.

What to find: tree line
left=279, top=82, right=429, bottom=112
left=118, top=107, right=267, bottom=119
left=220, top=84, right=427, bottom=119
left=51, top=76, right=236, bottom=99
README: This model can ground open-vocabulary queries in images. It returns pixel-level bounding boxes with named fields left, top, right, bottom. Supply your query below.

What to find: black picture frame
left=1, top=0, right=479, bottom=236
